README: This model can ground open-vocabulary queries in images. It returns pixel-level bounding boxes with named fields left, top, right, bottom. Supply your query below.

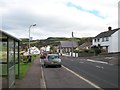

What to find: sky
left=0, top=0, right=119, bottom=40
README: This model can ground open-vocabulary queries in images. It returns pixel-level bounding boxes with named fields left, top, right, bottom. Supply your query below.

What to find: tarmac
left=15, top=57, right=42, bottom=88
left=14, top=53, right=119, bottom=89
left=63, top=53, right=119, bottom=65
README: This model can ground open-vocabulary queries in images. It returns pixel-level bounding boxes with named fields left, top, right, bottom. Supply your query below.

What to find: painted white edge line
left=62, top=65, right=103, bottom=90
left=40, top=63, right=46, bottom=89
left=96, top=66, right=104, bottom=69
left=87, top=59, right=108, bottom=64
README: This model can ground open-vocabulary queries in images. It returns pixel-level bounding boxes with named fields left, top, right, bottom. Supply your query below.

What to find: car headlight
left=58, top=59, right=61, bottom=62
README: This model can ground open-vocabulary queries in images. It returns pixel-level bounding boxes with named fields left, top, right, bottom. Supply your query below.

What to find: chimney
left=108, top=26, right=112, bottom=31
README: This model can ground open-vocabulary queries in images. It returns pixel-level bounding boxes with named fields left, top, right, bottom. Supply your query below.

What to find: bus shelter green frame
left=0, top=30, right=20, bottom=88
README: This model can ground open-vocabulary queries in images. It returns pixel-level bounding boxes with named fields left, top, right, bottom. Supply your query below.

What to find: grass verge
left=19, top=55, right=38, bottom=79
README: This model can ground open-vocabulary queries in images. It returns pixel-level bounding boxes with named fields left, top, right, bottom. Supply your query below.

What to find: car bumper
left=44, top=61, right=61, bottom=66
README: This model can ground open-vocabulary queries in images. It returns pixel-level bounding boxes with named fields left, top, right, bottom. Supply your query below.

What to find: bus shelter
left=0, top=30, right=20, bottom=88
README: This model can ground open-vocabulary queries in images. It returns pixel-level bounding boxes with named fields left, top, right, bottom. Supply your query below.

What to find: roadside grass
left=19, top=55, right=38, bottom=79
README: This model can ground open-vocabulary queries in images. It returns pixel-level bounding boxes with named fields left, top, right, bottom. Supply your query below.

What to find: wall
left=118, top=30, right=120, bottom=52
left=109, top=30, right=119, bottom=53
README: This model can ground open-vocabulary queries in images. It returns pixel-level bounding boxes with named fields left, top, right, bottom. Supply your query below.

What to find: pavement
left=15, top=57, right=42, bottom=88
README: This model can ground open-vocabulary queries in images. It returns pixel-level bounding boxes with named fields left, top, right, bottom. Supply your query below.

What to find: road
left=61, top=56, right=119, bottom=88
left=41, top=56, right=119, bottom=89
left=43, top=66, right=95, bottom=88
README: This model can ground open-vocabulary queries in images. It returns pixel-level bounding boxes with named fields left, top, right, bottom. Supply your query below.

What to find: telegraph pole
left=71, top=32, right=74, bottom=56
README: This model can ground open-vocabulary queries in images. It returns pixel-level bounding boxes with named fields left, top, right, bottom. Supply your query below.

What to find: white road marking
left=40, top=64, right=46, bottom=89
left=79, top=62, right=84, bottom=63
left=62, top=65, right=103, bottom=90
left=62, top=54, right=71, bottom=57
left=96, top=66, right=104, bottom=69
left=105, top=57, right=115, bottom=59
left=87, top=59, right=108, bottom=64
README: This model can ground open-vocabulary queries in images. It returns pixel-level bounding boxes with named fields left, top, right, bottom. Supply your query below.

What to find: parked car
left=44, top=54, right=62, bottom=68
left=40, top=52, right=47, bottom=59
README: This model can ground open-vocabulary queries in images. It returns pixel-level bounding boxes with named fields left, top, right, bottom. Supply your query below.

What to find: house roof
left=94, top=28, right=120, bottom=38
left=79, top=42, right=92, bottom=49
left=60, top=41, right=78, bottom=48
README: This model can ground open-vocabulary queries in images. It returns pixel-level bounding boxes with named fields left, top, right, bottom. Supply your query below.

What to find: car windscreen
left=47, top=55, right=59, bottom=61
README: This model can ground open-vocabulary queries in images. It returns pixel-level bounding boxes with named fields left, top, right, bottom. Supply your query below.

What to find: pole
left=28, top=24, right=36, bottom=62
left=29, top=25, right=32, bottom=62
left=71, top=32, right=74, bottom=57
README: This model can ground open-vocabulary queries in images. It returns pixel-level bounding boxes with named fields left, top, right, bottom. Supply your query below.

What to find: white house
left=92, top=27, right=120, bottom=53
left=28, top=46, right=40, bottom=55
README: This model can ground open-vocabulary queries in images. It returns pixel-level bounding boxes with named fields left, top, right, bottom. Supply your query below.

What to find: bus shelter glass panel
left=0, top=32, right=2, bottom=89
left=2, top=42, right=7, bottom=75
left=8, top=39, right=15, bottom=88
left=15, top=42, right=18, bottom=76
left=0, top=35, right=7, bottom=76
left=0, top=34, right=8, bottom=88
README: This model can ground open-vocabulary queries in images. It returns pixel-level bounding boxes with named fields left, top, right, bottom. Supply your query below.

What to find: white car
left=44, top=54, right=62, bottom=68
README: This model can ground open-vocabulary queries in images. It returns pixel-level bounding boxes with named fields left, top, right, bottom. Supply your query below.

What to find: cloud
left=1, top=0, right=119, bottom=39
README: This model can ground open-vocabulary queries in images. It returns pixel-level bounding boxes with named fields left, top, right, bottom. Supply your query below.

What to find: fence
left=66, top=52, right=94, bottom=57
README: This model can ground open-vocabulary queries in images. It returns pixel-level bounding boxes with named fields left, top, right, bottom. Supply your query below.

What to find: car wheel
left=44, top=64, right=47, bottom=68
left=58, top=65, right=62, bottom=68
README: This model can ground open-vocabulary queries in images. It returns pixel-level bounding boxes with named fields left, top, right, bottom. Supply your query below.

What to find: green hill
left=20, top=37, right=93, bottom=50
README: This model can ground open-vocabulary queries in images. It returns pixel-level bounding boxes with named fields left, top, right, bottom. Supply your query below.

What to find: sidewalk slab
left=15, top=58, right=42, bottom=88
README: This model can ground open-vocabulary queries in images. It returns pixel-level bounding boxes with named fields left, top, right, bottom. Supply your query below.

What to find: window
left=106, top=37, right=109, bottom=41
left=97, top=39, right=100, bottom=42
left=102, top=37, right=109, bottom=42
left=94, top=39, right=96, bottom=42
left=102, top=38, right=104, bottom=42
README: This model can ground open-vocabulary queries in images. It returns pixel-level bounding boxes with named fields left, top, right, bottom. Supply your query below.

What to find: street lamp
left=28, top=24, right=36, bottom=62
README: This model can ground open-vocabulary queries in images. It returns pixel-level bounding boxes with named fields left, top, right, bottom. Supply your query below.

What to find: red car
left=40, top=52, right=47, bottom=59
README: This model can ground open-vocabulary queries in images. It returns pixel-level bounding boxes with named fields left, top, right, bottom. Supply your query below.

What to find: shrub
left=74, top=50, right=82, bottom=53
left=89, top=50, right=94, bottom=53
left=95, top=49, right=101, bottom=55
left=84, top=49, right=89, bottom=53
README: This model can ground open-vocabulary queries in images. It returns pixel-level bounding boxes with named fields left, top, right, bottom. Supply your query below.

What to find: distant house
left=59, top=41, right=78, bottom=54
left=79, top=42, right=92, bottom=50
left=92, top=27, right=120, bottom=53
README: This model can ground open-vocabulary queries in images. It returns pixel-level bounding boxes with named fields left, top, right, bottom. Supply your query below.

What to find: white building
left=28, top=46, right=40, bottom=55
left=92, top=27, right=120, bottom=53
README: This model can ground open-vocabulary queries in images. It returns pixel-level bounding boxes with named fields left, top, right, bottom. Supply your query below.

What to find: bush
left=20, top=55, right=28, bottom=63
left=74, top=50, right=82, bottom=53
left=95, top=49, right=101, bottom=55
left=83, top=49, right=94, bottom=53
left=84, top=49, right=89, bottom=53
left=89, top=50, right=94, bottom=53
left=20, top=54, right=38, bottom=63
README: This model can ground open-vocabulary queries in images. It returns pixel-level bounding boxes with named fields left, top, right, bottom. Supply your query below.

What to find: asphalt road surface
left=43, top=66, right=95, bottom=88
left=41, top=56, right=119, bottom=89
left=61, top=56, right=119, bottom=88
